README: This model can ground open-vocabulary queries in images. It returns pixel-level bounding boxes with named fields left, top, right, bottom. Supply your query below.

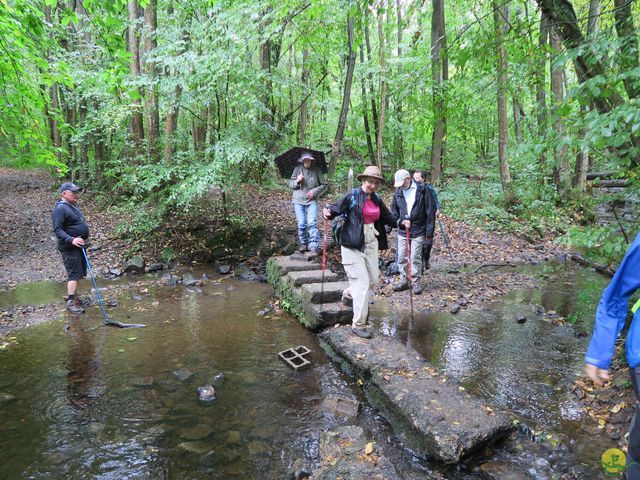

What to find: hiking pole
left=320, top=217, right=328, bottom=312
left=81, top=247, right=146, bottom=329
left=437, top=217, right=453, bottom=260
left=405, top=227, right=414, bottom=322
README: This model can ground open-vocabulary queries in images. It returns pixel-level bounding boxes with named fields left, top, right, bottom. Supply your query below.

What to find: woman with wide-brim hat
left=322, top=166, right=400, bottom=339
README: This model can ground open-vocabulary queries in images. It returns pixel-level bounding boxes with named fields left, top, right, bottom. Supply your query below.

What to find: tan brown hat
left=356, top=165, right=385, bottom=182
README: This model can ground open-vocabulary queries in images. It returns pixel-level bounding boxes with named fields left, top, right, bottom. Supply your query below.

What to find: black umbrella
left=274, top=147, right=328, bottom=179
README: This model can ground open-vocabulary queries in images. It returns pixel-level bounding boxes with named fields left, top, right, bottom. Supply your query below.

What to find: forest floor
left=0, top=167, right=631, bottom=451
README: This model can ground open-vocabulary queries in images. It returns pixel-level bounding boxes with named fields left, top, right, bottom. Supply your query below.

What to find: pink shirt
left=362, top=198, right=380, bottom=224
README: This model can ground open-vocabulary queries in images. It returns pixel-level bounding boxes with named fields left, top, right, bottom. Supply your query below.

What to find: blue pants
left=628, top=367, right=640, bottom=479
left=293, top=203, right=319, bottom=251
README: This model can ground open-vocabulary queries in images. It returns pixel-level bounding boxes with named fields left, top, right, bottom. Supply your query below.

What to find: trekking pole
left=405, top=227, right=414, bottom=322
left=320, top=217, right=328, bottom=312
left=437, top=217, right=453, bottom=260
left=82, top=247, right=146, bottom=329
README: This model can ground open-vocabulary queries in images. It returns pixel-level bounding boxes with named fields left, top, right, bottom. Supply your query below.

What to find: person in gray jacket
left=289, top=152, right=327, bottom=255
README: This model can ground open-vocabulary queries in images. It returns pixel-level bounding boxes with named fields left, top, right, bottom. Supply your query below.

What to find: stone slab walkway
left=319, top=326, right=514, bottom=463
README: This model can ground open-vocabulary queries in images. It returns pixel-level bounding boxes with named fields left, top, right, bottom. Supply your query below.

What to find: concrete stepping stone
left=287, top=270, right=338, bottom=287
left=301, top=281, right=350, bottom=303
left=319, top=326, right=513, bottom=463
left=304, top=302, right=352, bottom=329
left=268, top=255, right=321, bottom=273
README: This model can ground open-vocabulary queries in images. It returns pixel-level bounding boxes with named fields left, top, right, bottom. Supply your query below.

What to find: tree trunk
left=430, top=0, right=446, bottom=185
left=192, top=107, right=208, bottom=152
left=536, top=0, right=624, bottom=113
left=364, top=12, right=379, bottom=145
left=143, top=0, right=159, bottom=161
left=44, top=6, right=62, bottom=166
left=613, top=0, right=640, bottom=100
left=393, top=0, right=404, bottom=167
left=297, top=49, right=309, bottom=146
left=573, top=106, right=589, bottom=188
left=535, top=11, right=549, bottom=172
left=330, top=0, right=356, bottom=174
left=512, top=96, right=523, bottom=144
left=128, top=0, right=144, bottom=156
left=376, top=1, right=387, bottom=171
left=587, top=0, right=600, bottom=38
left=550, top=26, right=570, bottom=195
left=360, top=46, right=376, bottom=164
left=493, top=0, right=514, bottom=204
left=163, top=84, right=182, bottom=163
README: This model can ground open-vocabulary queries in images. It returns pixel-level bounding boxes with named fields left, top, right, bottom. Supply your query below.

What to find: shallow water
left=0, top=274, right=360, bottom=479
left=370, top=262, right=616, bottom=470
left=0, top=263, right=620, bottom=478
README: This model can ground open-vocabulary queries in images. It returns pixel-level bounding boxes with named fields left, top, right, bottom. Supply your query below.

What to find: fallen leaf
left=364, top=442, right=374, bottom=455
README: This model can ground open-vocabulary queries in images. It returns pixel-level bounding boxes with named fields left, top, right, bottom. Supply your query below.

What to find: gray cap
left=298, top=152, right=314, bottom=163
left=60, top=182, right=81, bottom=193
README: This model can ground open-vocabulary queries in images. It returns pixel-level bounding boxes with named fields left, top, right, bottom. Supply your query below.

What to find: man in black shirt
left=52, top=182, right=90, bottom=314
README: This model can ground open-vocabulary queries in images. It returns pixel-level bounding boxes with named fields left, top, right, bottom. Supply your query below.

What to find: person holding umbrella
left=322, top=166, right=400, bottom=339
left=289, top=152, right=327, bottom=255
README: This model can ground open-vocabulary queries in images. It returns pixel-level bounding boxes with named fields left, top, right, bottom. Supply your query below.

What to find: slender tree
left=330, top=0, right=356, bottom=174
left=143, top=0, right=160, bottom=161
left=430, top=0, right=446, bottom=184
left=376, top=0, right=387, bottom=171
left=493, top=0, right=514, bottom=204
left=128, top=0, right=145, bottom=156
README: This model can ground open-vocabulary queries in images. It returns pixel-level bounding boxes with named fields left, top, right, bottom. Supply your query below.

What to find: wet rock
left=218, top=265, right=232, bottom=275
left=479, top=236, right=490, bottom=245
left=106, top=299, right=118, bottom=308
left=450, top=303, right=462, bottom=314
left=147, top=263, right=165, bottom=273
left=210, top=373, right=225, bottom=387
left=108, top=268, right=122, bottom=277
left=199, top=450, right=222, bottom=467
left=226, top=285, right=235, bottom=291
left=0, top=392, right=16, bottom=403
left=162, top=274, right=179, bottom=287
left=123, top=255, right=145, bottom=274
left=197, top=385, right=216, bottom=402
left=182, top=273, right=197, bottom=287
left=173, top=368, right=194, bottom=382
left=321, top=394, right=360, bottom=418
left=181, top=424, right=214, bottom=440
left=516, top=314, right=527, bottom=324
left=178, top=441, right=210, bottom=454
left=226, top=430, right=242, bottom=446
left=234, top=264, right=258, bottom=281
left=247, top=441, right=270, bottom=456
left=478, top=460, right=529, bottom=479
left=131, top=376, right=154, bottom=388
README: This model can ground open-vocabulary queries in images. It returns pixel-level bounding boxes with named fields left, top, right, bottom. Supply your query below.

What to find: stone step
left=287, top=269, right=338, bottom=287
left=319, top=326, right=513, bottom=464
left=301, top=281, right=350, bottom=304
left=268, top=255, right=321, bottom=274
left=305, top=302, right=352, bottom=330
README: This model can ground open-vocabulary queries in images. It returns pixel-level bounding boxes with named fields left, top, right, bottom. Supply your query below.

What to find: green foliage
left=559, top=225, right=632, bottom=265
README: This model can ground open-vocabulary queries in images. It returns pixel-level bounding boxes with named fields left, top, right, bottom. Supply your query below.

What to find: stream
left=0, top=263, right=617, bottom=478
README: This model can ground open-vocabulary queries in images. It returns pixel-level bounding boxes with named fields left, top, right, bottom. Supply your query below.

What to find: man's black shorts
left=60, top=249, right=87, bottom=281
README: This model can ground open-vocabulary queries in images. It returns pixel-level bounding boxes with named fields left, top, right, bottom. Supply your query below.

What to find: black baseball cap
left=60, top=182, right=81, bottom=193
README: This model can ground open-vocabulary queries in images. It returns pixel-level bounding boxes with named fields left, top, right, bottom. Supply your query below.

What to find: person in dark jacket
left=391, top=169, right=436, bottom=294
left=52, top=182, right=90, bottom=314
left=412, top=170, right=439, bottom=270
left=323, top=166, right=401, bottom=339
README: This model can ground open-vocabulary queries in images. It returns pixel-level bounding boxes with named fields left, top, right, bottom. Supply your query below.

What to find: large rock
left=123, top=255, right=145, bottom=274
left=320, top=326, right=513, bottom=463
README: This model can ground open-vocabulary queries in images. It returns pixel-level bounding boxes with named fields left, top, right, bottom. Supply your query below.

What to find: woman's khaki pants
left=341, top=223, right=378, bottom=327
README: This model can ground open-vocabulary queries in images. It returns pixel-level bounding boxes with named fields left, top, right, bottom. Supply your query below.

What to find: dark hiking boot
left=341, top=294, right=353, bottom=307
left=392, top=281, right=409, bottom=292
left=352, top=325, right=373, bottom=339
left=74, top=296, right=92, bottom=307
left=413, top=283, right=423, bottom=295
left=67, top=299, right=85, bottom=314
left=299, top=245, right=309, bottom=253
